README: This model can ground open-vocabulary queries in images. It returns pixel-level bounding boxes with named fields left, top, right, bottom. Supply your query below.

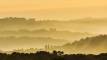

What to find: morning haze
left=0, top=0, right=106, bottom=55
left=0, top=0, right=107, bottom=19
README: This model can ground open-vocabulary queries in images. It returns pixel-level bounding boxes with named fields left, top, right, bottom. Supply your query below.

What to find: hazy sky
left=0, top=0, right=107, bottom=20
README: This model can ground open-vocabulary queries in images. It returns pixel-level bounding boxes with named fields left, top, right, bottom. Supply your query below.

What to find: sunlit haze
left=0, top=0, right=107, bottom=20
left=0, top=0, right=106, bottom=55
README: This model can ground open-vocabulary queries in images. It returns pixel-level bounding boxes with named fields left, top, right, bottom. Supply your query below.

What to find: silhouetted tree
left=0, top=51, right=106, bottom=60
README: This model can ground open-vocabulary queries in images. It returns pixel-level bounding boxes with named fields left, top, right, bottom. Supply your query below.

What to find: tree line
left=0, top=51, right=107, bottom=60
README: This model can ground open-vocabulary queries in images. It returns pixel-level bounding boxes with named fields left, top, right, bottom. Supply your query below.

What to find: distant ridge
left=46, top=35, right=107, bottom=54
left=61, top=35, right=107, bottom=54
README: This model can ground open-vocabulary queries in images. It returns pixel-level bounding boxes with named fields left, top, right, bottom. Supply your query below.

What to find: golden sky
left=0, top=0, right=107, bottom=20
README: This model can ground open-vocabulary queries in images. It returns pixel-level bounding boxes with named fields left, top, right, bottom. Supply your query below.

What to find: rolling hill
left=49, top=35, right=107, bottom=54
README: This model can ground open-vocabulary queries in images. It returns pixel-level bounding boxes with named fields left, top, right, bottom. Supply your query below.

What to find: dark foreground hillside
left=0, top=51, right=107, bottom=60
